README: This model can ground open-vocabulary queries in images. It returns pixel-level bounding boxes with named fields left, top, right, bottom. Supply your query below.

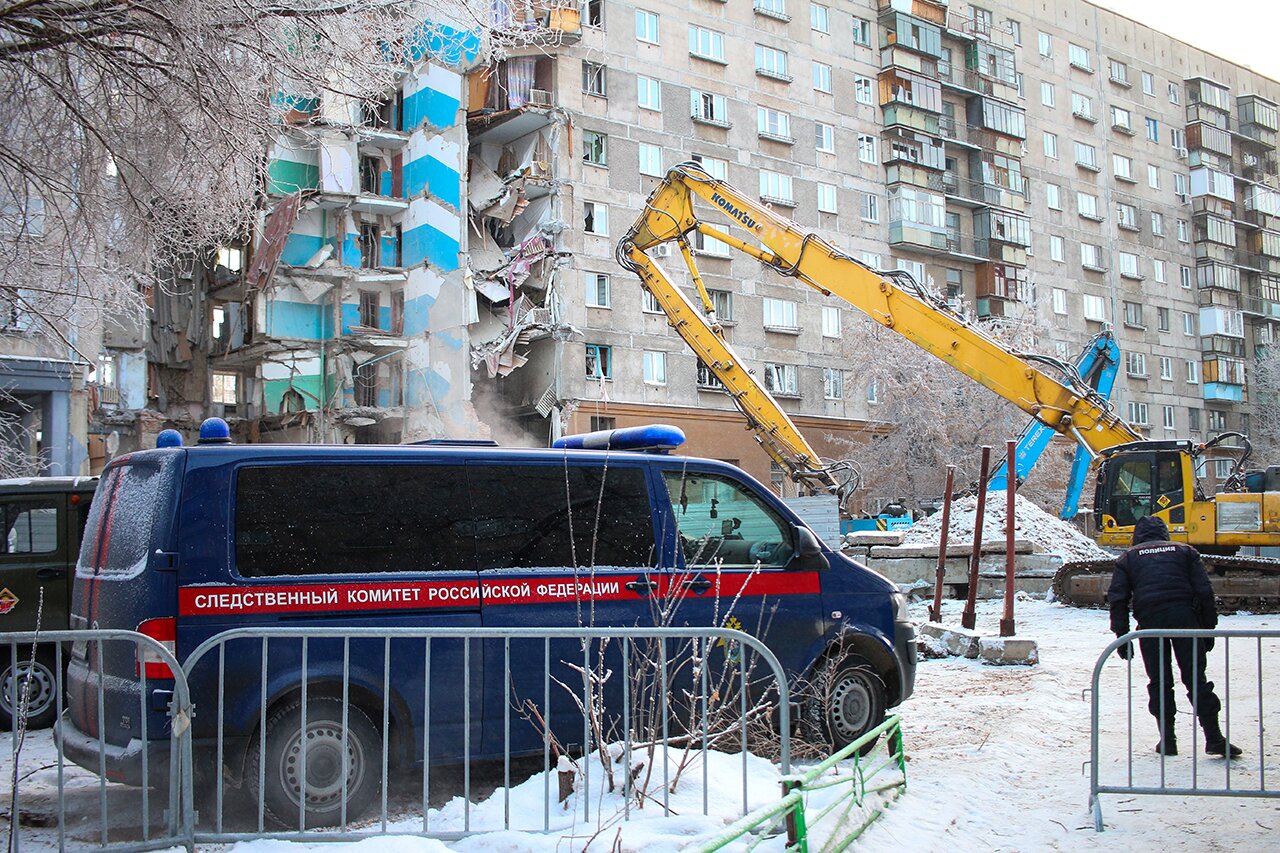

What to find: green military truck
left=1, top=476, right=97, bottom=729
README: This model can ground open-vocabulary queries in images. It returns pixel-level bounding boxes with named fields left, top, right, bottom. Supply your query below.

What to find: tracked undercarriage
left=1051, top=554, right=1280, bottom=613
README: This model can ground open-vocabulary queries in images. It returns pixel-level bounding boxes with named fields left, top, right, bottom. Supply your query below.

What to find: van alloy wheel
left=0, top=647, right=59, bottom=730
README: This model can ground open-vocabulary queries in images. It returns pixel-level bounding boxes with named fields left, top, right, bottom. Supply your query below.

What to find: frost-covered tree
left=0, top=0, right=498, bottom=351
left=1250, top=342, right=1280, bottom=461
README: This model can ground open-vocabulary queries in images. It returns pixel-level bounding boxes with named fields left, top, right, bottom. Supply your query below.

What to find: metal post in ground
left=930, top=465, right=956, bottom=623
left=1000, top=439, right=1017, bottom=637
left=960, top=445, right=991, bottom=631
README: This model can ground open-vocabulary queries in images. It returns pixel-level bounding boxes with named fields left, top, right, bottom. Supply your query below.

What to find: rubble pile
left=902, top=492, right=1110, bottom=562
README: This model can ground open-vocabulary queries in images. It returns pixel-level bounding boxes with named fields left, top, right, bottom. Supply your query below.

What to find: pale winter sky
left=1098, top=0, right=1280, bottom=81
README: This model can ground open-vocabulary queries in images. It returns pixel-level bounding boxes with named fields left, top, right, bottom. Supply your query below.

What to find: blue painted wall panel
left=281, top=233, right=327, bottom=267
left=401, top=223, right=459, bottom=271
left=403, top=87, right=461, bottom=131
left=342, top=232, right=361, bottom=268
left=380, top=170, right=393, bottom=197
left=403, top=292, right=436, bottom=337
left=403, top=23, right=481, bottom=67
left=380, top=234, right=400, bottom=266
left=266, top=300, right=333, bottom=341
left=403, top=155, right=461, bottom=207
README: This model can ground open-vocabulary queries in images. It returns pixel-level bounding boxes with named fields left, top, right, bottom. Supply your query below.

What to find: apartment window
left=691, top=90, right=729, bottom=124
left=1068, top=43, right=1092, bottom=71
left=1140, top=71, right=1154, bottom=96
left=1075, top=142, right=1098, bottom=169
left=212, top=372, right=238, bottom=405
left=636, top=9, right=659, bottom=44
left=1148, top=165, right=1160, bottom=189
left=584, top=0, right=602, bottom=27
left=1071, top=92, right=1095, bottom=120
left=971, top=6, right=993, bottom=35
left=1052, top=287, right=1068, bottom=314
left=756, top=0, right=788, bottom=17
left=1174, top=173, right=1188, bottom=196
left=764, top=363, right=799, bottom=396
left=852, top=16, right=871, bottom=46
left=1123, top=301, right=1144, bottom=328
left=1046, top=183, right=1061, bottom=209
left=1119, top=252, right=1141, bottom=279
left=1154, top=259, right=1167, bottom=283
left=1015, top=72, right=1024, bottom=98
left=1186, top=360, right=1200, bottom=383
left=689, top=26, right=725, bottom=62
left=821, top=305, right=841, bottom=337
left=585, top=272, right=610, bottom=308
left=762, top=297, right=798, bottom=330
left=637, top=76, right=661, bottom=110
left=1188, top=407, right=1201, bottom=432
left=1083, top=293, right=1107, bottom=321
left=643, top=350, right=667, bottom=385
left=816, top=183, right=838, bottom=213
left=1155, top=306, right=1170, bottom=332
left=692, top=230, right=732, bottom=257
left=1177, top=219, right=1189, bottom=242
left=861, top=193, right=880, bottom=222
left=1109, top=59, right=1129, bottom=85
left=756, top=45, right=790, bottom=79
left=583, top=130, right=607, bottom=166
left=861, top=252, right=881, bottom=268
left=692, top=154, right=728, bottom=180
left=1127, top=401, right=1150, bottom=425
left=758, top=107, right=792, bottom=140
left=858, top=134, right=878, bottom=164
left=642, top=290, right=662, bottom=313
left=866, top=381, right=879, bottom=404
left=1006, top=19, right=1021, bottom=45
left=1159, top=356, right=1174, bottom=381
left=811, top=4, right=829, bottom=33
left=759, top=170, right=794, bottom=204
left=1043, top=132, right=1058, bottom=159
left=1038, top=31, right=1051, bottom=57
left=638, top=142, right=662, bottom=177
left=583, top=201, right=608, bottom=235
left=582, top=61, right=606, bottom=97
left=708, top=289, right=733, bottom=322
left=1146, top=117, right=1159, bottom=142
left=1041, top=82, right=1056, bottom=108
left=1126, top=352, right=1147, bottom=377
left=1117, top=202, right=1137, bottom=229
left=1169, top=81, right=1181, bottom=104
left=1077, top=191, right=1099, bottom=219
left=812, top=61, right=832, bottom=93
left=1081, top=243, right=1104, bottom=271
left=815, top=122, right=835, bottom=153
left=823, top=368, right=844, bottom=400
left=590, top=416, right=616, bottom=432
left=1113, top=154, right=1134, bottom=181
left=1170, top=128, right=1186, bottom=152
left=1209, top=410, right=1227, bottom=432
left=1050, top=235, right=1065, bottom=262
left=1183, top=312, right=1196, bottom=336
left=585, top=344, right=612, bottom=380
left=1180, top=265, right=1193, bottom=289
left=1111, top=106, right=1131, bottom=131
left=358, top=289, right=381, bottom=328
left=1151, top=212, right=1164, bottom=236
left=855, top=75, right=874, bottom=104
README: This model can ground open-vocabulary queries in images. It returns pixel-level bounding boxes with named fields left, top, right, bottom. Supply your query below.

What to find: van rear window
left=235, top=465, right=476, bottom=577
left=78, top=457, right=178, bottom=576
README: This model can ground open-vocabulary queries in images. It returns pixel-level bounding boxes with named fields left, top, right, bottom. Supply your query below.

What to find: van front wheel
left=810, top=655, right=886, bottom=757
left=248, top=698, right=381, bottom=829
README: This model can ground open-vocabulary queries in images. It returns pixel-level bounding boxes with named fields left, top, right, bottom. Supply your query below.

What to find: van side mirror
left=793, top=525, right=829, bottom=570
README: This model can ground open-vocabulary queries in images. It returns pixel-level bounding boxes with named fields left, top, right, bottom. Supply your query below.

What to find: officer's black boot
left=1155, top=714, right=1178, bottom=756
left=1203, top=717, right=1243, bottom=758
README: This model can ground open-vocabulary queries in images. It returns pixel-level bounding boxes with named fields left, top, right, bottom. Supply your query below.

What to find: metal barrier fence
left=1088, top=628, right=1279, bottom=831
left=180, top=626, right=793, bottom=845
left=2, top=630, right=193, bottom=853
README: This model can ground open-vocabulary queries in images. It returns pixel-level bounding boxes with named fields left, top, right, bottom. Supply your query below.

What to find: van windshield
left=78, top=456, right=179, bottom=577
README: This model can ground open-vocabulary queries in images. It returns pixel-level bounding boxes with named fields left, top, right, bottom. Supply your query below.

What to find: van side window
left=78, top=458, right=177, bottom=575
left=235, top=465, right=476, bottom=576
left=469, top=466, right=654, bottom=570
left=1, top=501, right=58, bottom=554
left=661, top=471, right=795, bottom=568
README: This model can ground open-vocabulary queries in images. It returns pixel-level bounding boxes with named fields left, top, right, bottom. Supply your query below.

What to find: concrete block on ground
left=844, top=530, right=906, bottom=547
left=840, top=545, right=871, bottom=559
left=869, top=539, right=1034, bottom=559
left=919, top=622, right=981, bottom=659
left=978, top=636, right=1040, bottom=666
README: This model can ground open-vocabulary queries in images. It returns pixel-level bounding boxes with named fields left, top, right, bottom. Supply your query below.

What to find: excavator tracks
left=1052, top=554, right=1280, bottom=614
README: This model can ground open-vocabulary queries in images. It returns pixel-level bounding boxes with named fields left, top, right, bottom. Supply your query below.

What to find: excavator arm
left=617, top=163, right=1143, bottom=491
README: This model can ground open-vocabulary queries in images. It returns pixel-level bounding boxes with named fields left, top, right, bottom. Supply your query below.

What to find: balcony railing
left=930, top=172, right=1025, bottom=210
left=877, top=0, right=947, bottom=26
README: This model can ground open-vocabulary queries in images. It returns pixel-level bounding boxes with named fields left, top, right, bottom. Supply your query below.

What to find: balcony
left=753, top=0, right=790, bottom=22
left=932, top=173, right=1026, bottom=211
left=877, top=0, right=947, bottom=26
left=889, top=220, right=950, bottom=254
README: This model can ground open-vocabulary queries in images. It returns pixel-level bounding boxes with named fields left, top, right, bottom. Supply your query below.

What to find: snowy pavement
left=4, top=597, right=1277, bottom=851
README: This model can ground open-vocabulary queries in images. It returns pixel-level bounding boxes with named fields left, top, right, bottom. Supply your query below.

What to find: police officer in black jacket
left=1108, top=516, right=1240, bottom=757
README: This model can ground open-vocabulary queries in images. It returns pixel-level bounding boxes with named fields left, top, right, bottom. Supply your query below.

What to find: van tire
left=808, top=654, right=886, bottom=757
left=246, top=697, right=381, bottom=829
left=1, top=646, right=60, bottom=731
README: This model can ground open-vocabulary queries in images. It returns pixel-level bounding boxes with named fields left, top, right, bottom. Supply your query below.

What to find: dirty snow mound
left=902, top=492, right=1110, bottom=562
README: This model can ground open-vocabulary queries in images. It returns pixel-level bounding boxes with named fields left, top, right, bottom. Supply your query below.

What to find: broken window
left=360, top=156, right=383, bottom=195
left=359, top=290, right=381, bottom=328
left=584, top=201, right=608, bottom=235
left=359, top=223, right=381, bottom=269
left=589, top=415, right=616, bottom=432
left=585, top=343, right=612, bottom=379
left=95, top=353, right=119, bottom=404
left=212, top=372, right=239, bottom=405
left=696, top=360, right=726, bottom=390
left=583, top=130, right=608, bottom=166
left=584, top=0, right=604, bottom=27
left=582, top=61, right=607, bottom=97
left=361, top=91, right=402, bottom=130
left=354, top=362, right=379, bottom=407
left=391, top=290, right=405, bottom=335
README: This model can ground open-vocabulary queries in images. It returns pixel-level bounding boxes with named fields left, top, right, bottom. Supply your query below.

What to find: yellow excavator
left=616, top=163, right=1280, bottom=610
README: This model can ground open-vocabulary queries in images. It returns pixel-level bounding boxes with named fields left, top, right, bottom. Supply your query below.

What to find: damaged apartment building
left=166, top=27, right=489, bottom=446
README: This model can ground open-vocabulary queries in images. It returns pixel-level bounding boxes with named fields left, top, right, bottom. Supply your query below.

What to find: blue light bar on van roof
left=553, top=424, right=686, bottom=453
left=156, top=429, right=184, bottom=448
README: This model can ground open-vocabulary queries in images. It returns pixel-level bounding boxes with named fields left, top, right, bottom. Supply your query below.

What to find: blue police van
left=59, top=421, right=914, bottom=826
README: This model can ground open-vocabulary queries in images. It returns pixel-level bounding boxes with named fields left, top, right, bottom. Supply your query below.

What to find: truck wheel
left=810, top=655, right=886, bottom=756
left=246, top=698, right=381, bottom=829
left=0, top=646, right=60, bottom=731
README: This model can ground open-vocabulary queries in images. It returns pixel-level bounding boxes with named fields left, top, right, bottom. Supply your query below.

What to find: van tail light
left=136, top=618, right=177, bottom=680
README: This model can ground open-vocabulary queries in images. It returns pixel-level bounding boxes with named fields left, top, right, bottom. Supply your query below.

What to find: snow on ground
left=5, top=599, right=1277, bottom=851
left=902, top=492, right=1111, bottom=562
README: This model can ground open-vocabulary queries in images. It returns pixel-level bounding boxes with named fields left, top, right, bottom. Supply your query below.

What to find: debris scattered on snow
left=903, top=492, right=1110, bottom=562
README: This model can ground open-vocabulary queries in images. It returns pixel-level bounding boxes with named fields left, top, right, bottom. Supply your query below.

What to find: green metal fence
left=686, top=715, right=907, bottom=853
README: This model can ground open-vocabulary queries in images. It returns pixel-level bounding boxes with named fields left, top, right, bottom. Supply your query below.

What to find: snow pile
left=902, top=492, right=1110, bottom=562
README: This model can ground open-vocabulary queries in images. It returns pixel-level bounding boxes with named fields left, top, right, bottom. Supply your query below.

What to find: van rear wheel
left=247, top=698, right=381, bottom=829
left=1, top=646, right=60, bottom=731
left=809, top=654, right=886, bottom=757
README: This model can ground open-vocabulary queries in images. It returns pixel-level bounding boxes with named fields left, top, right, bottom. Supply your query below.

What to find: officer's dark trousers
left=1137, top=604, right=1221, bottom=730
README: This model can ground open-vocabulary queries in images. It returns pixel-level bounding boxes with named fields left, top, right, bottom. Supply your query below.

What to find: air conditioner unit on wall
left=651, top=243, right=673, bottom=258
left=529, top=89, right=551, bottom=106
left=1175, top=147, right=1189, bottom=160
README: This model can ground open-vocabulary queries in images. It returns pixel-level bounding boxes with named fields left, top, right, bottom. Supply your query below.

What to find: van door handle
left=624, top=578, right=659, bottom=595
left=36, top=568, right=66, bottom=581
left=682, top=576, right=714, bottom=594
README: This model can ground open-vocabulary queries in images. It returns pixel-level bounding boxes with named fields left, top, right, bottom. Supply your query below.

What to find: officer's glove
left=1116, top=641, right=1133, bottom=661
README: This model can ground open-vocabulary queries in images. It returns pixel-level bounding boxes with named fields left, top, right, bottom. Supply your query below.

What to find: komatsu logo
left=711, top=193, right=757, bottom=229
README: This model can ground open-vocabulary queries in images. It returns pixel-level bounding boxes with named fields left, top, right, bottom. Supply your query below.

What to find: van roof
left=0, top=475, right=99, bottom=493
left=157, top=443, right=727, bottom=469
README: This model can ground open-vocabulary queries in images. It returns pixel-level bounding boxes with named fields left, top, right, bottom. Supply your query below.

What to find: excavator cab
left=1094, top=441, right=1194, bottom=546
